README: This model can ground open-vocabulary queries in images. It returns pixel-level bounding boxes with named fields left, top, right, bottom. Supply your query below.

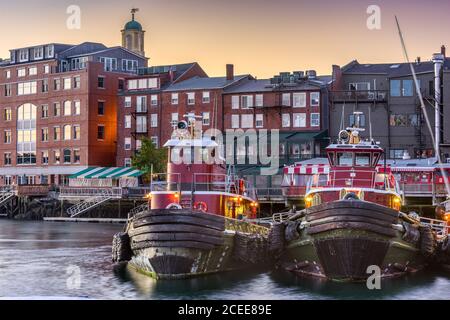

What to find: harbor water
left=1, top=219, right=450, bottom=300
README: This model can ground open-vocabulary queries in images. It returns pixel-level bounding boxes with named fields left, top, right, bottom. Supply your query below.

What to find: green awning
left=280, top=130, right=328, bottom=142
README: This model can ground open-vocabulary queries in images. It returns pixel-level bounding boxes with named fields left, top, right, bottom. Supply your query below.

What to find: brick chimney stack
left=441, top=45, right=446, bottom=57
left=226, top=64, right=234, bottom=81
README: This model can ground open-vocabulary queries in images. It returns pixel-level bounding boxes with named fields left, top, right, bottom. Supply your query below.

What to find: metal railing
left=419, top=217, right=449, bottom=239
left=150, top=173, right=181, bottom=192
left=59, top=187, right=123, bottom=199
left=331, top=90, right=388, bottom=102
left=126, top=187, right=152, bottom=198
left=256, top=188, right=284, bottom=202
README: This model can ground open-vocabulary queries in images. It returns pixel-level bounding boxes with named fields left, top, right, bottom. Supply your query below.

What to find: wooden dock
left=43, top=217, right=127, bottom=224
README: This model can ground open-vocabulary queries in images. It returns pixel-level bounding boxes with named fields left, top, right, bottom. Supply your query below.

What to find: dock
left=43, top=217, right=127, bottom=224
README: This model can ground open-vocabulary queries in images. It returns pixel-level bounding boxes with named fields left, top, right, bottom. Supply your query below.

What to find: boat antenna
left=340, top=101, right=346, bottom=132
left=395, top=15, right=450, bottom=199
left=369, top=103, right=373, bottom=143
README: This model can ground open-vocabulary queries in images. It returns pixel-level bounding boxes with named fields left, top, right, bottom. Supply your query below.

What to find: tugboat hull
left=280, top=200, right=426, bottom=281
left=124, top=209, right=268, bottom=280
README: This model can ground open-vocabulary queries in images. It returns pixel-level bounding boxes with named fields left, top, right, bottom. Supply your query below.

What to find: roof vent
left=390, top=64, right=400, bottom=69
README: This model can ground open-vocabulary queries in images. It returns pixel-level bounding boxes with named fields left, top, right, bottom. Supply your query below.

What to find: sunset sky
left=1, top=0, right=449, bottom=78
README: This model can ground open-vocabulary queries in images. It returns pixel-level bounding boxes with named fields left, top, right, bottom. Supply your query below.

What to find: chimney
left=416, top=56, right=421, bottom=64
left=441, top=45, right=446, bottom=57
left=226, top=64, right=234, bottom=81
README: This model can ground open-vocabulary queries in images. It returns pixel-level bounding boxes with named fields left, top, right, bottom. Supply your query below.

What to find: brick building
left=0, top=42, right=147, bottom=186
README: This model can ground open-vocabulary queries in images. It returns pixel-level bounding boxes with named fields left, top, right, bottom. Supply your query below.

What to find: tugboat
left=271, top=112, right=437, bottom=281
left=113, top=116, right=268, bottom=279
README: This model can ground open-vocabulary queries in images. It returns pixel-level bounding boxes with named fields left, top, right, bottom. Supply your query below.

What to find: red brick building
left=0, top=42, right=147, bottom=186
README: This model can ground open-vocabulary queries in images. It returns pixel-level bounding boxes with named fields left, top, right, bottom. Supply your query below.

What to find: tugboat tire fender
left=343, top=192, right=359, bottom=201
left=166, top=203, right=182, bottom=210
left=419, top=225, right=436, bottom=258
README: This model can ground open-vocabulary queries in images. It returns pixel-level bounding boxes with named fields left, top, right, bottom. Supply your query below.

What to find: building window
left=28, top=67, right=37, bottom=76
left=4, top=108, right=12, bottom=121
left=311, top=113, right=320, bottom=127
left=137, top=96, right=147, bottom=112
left=136, top=116, right=147, bottom=133
left=125, top=137, right=132, bottom=150
left=4, top=153, right=12, bottom=166
left=74, top=101, right=81, bottom=115
left=124, top=158, right=132, bottom=167
left=125, top=115, right=132, bottom=129
left=98, top=101, right=105, bottom=115
left=390, top=149, right=407, bottom=159
left=54, top=78, right=61, bottom=91
left=282, top=113, right=291, bottom=128
left=4, top=130, right=11, bottom=144
left=98, top=77, right=105, bottom=89
left=171, top=93, right=179, bottom=105
left=74, top=76, right=81, bottom=89
left=73, top=125, right=80, bottom=140
left=187, top=92, right=195, bottom=105
left=62, top=78, right=71, bottom=90
left=391, top=79, right=416, bottom=97
left=241, top=95, right=254, bottom=109
left=63, top=101, right=71, bottom=116
left=282, top=93, right=291, bottom=107
left=54, top=102, right=61, bottom=117
left=44, top=65, right=50, bottom=74
left=41, top=128, right=49, bottom=142
left=18, top=81, right=37, bottom=95
left=255, top=94, right=264, bottom=107
left=231, top=115, right=240, bottom=129
left=203, top=92, right=210, bottom=103
left=293, top=93, right=306, bottom=108
left=242, top=114, right=253, bottom=128
left=73, top=149, right=80, bottom=164
left=54, top=150, right=60, bottom=164
left=42, top=79, right=49, bottom=93
left=151, top=114, right=158, bottom=128
left=42, top=151, right=49, bottom=165
left=5, top=70, right=11, bottom=79
left=17, top=103, right=37, bottom=165
left=349, top=82, right=370, bottom=91
left=63, top=149, right=71, bottom=164
left=97, top=125, right=105, bottom=140
left=255, top=114, right=264, bottom=128
left=293, top=113, right=306, bottom=128
left=53, top=126, right=61, bottom=141
left=390, top=114, right=419, bottom=127
left=151, top=136, right=159, bottom=148
left=34, top=47, right=44, bottom=60
left=402, top=80, right=414, bottom=96
left=118, top=79, right=124, bottom=90
left=171, top=113, right=179, bottom=123
left=310, top=92, right=320, bottom=106
left=232, top=96, right=240, bottom=109
left=19, top=49, right=29, bottom=62
left=128, top=79, right=138, bottom=90
left=136, top=139, right=142, bottom=150
left=4, top=84, right=12, bottom=97
left=125, top=96, right=132, bottom=108
left=151, top=95, right=158, bottom=106
left=18, top=68, right=26, bottom=77
left=63, top=125, right=71, bottom=140
left=202, top=112, right=210, bottom=126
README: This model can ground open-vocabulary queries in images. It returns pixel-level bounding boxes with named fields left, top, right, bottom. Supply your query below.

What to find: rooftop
left=164, top=75, right=250, bottom=91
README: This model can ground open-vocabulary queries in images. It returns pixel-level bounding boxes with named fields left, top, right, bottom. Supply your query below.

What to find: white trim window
left=63, top=78, right=71, bottom=90
left=202, top=112, right=210, bottom=126
left=151, top=136, right=159, bottom=148
left=293, top=113, right=306, bottom=128
left=310, top=92, right=320, bottom=106
left=19, top=49, right=29, bottom=62
left=124, top=158, right=132, bottom=167
left=124, top=115, right=132, bottom=129
left=311, top=113, right=320, bottom=127
left=74, top=101, right=81, bottom=115
left=124, top=137, right=132, bottom=150
left=5, top=70, right=11, bottom=79
left=137, top=96, right=147, bottom=113
left=241, top=95, right=254, bottom=109
left=63, top=101, right=71, bottom=116
left=187, top=92, right=195, bottom=105
left=202, top=92, right=210, bottom=103
left=128, top=80, right=138, bottom=90
left=28, top=66, right=37, bottom=76
left=171, top=113, right=179, bottom=123
left=231, top=115, right=240, bottom=129
left=255, top=114, right=264, bottom=128
left=151, top=95, right=158, bottom=106
left=241, top=114, right=254, bottom=128
left=232, top=96, right=240, bottom=109
left=282, top=93, right=291, bottom=107
left=255, top=94, right=264, bottom=107
left=171, top=93, right=179, bottom=105
left=136, top=116, right=147, bottom=133
left=18, top=68, right=26, bottom=77
left=44, top=65, right=50, bottom=74
left=136, top=139, right=142, bottom=150
left=125, top=97, right=132, bottom=108
left=293, top=92, right=306, bottom=108
left=18, top=81, right=37, bottom=95
left=34, top=47, right=44, bottom=60
left=282, top=113, right=291, bottom=128
left=151, top=114, right=158, bottom=128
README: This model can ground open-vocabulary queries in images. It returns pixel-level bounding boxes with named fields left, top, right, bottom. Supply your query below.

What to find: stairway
left=67, top=191, right=114, bottom=218
left=0, top=187, right=15, bottom=207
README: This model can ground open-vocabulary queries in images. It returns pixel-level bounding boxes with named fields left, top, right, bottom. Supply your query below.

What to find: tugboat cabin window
left=355, top=153, right=371, bottom=167
left=327, top=152, right=335, bottom=166
left=337, top=152, right=353, bottom=166
left=372, top=152, right=381, bottom=166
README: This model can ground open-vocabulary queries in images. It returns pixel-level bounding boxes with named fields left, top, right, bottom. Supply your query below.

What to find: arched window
left=64, top=101, right=71, bottom=116
left=63, top=125, right=71, bottom=140
left=17, top=103, right=37, bottom=164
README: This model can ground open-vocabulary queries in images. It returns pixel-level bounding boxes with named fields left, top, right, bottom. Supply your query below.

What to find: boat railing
left=272, top=212, right=293, bottom=223
left=443, top=200, right=450, bottom=212
left=418, top=217, right=449, bottom=239
left=225, top=217, right=269, bottom=236
left=193, top=173, right=256, bottom=199
left=150, top=173, right=181, bottom=192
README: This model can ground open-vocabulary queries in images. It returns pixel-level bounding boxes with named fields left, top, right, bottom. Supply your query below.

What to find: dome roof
left=124, top=20, right=142, bottom=31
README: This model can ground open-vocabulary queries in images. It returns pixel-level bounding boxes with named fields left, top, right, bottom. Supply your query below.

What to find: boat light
left=251, top=202, right=258, bottom=207
left=174, top=193, right=180, bottom=199
left=144, top=193, right=152, bottom=200
left=305, top=196, right=313, bottom=203
left=393, top=197, right=401, bottom=204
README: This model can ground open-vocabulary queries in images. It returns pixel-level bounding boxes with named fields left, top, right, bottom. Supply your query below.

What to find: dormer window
left=45, top=45, right=54, bottom=58
left=19, top=49, right=29, bottom=62
left=34, top=47, right=44, bottom=60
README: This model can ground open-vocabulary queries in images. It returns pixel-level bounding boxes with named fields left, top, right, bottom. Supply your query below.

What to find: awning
left=284, top=164, right=330, bottom=175
left=69, top=167, right=143, bottom=179
left=281, top=130, right=329, bottom=142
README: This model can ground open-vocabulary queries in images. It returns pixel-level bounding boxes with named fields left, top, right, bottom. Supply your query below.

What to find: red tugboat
left=271, top=113, right=437, bottom=281
left=113, top=116, right=268, bottom=279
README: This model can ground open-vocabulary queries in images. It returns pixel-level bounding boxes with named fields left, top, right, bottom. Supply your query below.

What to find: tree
left=132, top=138, right=167, bottom=181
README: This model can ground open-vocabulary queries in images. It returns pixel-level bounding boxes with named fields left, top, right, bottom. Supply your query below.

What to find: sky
left=1, top=0, right=450, bottom=78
